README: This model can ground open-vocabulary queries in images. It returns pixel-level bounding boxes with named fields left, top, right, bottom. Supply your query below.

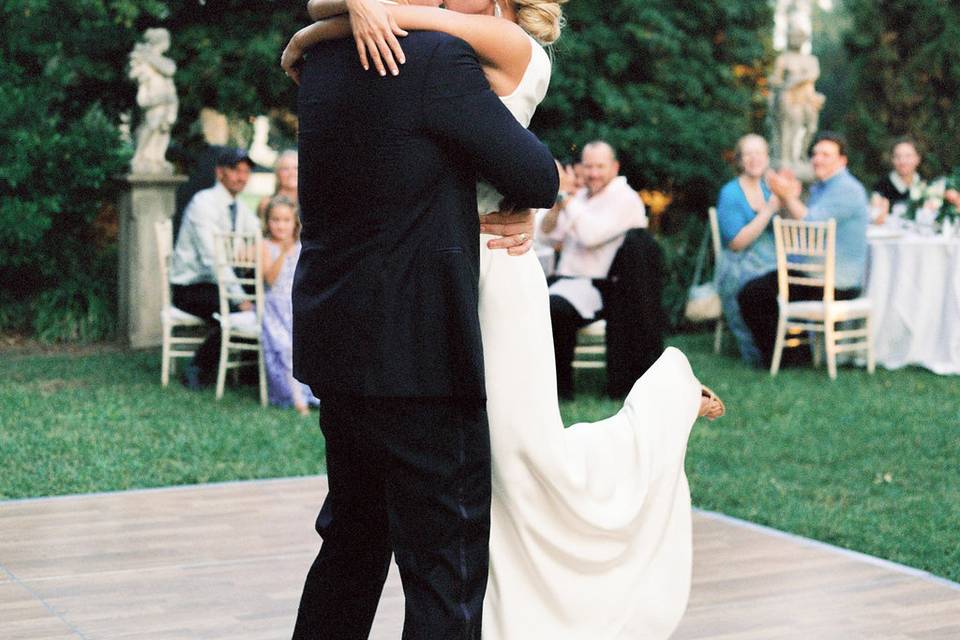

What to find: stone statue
left=249, top=115, right=280, bottom=168
left=129, top=28, right=178, bottom=175
left=769, top=14, right=825, bottom=169
left=773, top=0, right=832, bottom=53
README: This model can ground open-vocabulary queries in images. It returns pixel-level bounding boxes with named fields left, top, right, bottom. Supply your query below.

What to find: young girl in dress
left=261, top=196, right=319, bottom=415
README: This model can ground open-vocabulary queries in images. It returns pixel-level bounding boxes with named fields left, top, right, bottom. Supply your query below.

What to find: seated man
left=539, top=140, right=647, bottom=399
left=737, top=130, right=869, bottom=367
left=169, top=148, right=261, bottom=388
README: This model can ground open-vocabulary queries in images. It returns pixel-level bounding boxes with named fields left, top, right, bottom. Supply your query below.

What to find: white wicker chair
left=155, top=219, right=206, bottom=387
left=771, top=217, right=875, bottom=379
left=572, top=319, right=607, bottom=370
left=212, top=231, right=267, bottom=405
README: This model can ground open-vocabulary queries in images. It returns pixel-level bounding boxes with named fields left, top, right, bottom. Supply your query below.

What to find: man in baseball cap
left=169, top=148, right=260, bottom=389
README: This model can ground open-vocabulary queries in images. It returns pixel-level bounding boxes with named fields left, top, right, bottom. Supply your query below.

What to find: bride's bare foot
left=295, top=403, right=310, bottom=417
left=698, top=386, right=725, bottom=420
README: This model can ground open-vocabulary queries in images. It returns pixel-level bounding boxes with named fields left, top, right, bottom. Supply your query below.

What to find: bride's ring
left=518, top=233, right=528, bottom=243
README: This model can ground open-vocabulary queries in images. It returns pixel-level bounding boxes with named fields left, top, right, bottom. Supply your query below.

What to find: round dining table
left=866, top=227, right=960, bottom=374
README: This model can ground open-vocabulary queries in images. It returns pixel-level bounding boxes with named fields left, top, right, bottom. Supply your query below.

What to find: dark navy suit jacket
left=293, top=32, right=559, bottom=399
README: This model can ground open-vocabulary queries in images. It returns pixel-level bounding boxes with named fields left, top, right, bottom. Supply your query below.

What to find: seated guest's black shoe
left=781, top=346, right=813, bottom=368
left=181, top=363, right=207, bottom=391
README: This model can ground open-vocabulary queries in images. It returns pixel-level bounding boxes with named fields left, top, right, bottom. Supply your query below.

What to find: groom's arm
left=421, top=36, right=559, bottom=210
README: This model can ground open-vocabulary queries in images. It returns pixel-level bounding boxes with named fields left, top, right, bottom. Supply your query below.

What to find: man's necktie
left=229, top=201, right=237, bottom=231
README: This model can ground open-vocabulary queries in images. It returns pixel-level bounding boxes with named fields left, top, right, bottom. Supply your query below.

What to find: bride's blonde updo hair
left=513, top=0, right=567, bottom=46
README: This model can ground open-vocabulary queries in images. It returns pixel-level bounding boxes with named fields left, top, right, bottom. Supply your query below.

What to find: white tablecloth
left=866, top=231, right=960, bottom=374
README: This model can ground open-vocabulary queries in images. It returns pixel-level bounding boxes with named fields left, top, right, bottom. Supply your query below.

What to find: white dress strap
left=498, top=34, right=552, bottom=128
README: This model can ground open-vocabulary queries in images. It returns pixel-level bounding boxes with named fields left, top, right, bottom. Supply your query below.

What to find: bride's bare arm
left=281, top=18, right=353, bottom=83
left=307, top=0, right=348, bottom=20
left=383, top=5, right=530, bottom=93
left=305, top=0, right=408, bottom=77
left=283, top=0, right=530, bottom=94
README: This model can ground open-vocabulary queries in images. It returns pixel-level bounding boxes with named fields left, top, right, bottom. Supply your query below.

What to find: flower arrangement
left=906, top=169, right=960, bottom=224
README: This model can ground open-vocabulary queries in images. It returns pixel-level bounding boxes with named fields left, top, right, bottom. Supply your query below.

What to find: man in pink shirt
left=539, top=140, right=648, bottom=399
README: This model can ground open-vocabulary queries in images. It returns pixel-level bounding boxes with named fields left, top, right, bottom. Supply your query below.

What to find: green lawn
left=1, top=334, right=958, bottom=582
left=0, top=349, right=326, bottom=499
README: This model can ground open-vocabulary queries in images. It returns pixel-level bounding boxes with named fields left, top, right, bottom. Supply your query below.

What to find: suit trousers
left=292, top=394, right=491, bottom=640
left=549, top=293, right=593, bottom=400
left=171, top=283, right=222, bottom=380
left=737, top=270, right=861, bottom=367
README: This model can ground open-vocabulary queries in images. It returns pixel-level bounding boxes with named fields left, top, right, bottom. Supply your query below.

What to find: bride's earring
left=493, top=0, right=502, bottom=18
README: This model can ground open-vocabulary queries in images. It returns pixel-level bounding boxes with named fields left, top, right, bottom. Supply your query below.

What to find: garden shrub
left=0, top=60, right=130, bottom=341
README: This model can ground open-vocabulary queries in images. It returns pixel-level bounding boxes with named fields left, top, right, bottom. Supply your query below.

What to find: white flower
left=926, top=177, right=947, bottom=199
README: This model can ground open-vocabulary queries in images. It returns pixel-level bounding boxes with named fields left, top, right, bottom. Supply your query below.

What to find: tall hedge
left=843, top=0, right=960, bottom=185
left=0, top=0, right=305, bottom=341
left=0, top=1, right=155, bottom=341
left=532, top=0, right=773, bottom=216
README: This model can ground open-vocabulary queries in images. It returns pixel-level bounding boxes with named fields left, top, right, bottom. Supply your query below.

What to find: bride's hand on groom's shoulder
left=346, top=0, right=408, bottom=77
left=480, top=209, right=534, bottom=256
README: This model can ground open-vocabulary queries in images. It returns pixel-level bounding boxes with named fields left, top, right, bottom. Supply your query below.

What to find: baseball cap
left=216, top=148, right=254, bottom=168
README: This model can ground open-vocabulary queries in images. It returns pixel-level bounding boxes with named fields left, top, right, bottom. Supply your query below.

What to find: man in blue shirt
left=737, top=131, right=869, bottom=367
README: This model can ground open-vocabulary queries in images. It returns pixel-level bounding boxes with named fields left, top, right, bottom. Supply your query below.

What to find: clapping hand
left=557, top=161, right=578, bottom=199
left=765, top=168, right=802, bottom=201
left=480, top=209, right=535, bottom=256
left=945, top=188, right=960, bottom=208
left=871, top=193, right=891, bottom=224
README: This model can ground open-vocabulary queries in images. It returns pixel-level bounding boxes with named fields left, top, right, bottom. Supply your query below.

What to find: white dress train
left=479, top=35, right=701, bottom=639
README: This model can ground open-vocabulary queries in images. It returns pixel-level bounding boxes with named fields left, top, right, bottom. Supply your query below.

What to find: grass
left=0, top=350, right=326, bottom=499
left=1, top=334, right=958, bottom=582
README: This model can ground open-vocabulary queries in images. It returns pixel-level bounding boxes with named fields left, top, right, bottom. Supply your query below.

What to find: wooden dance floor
left=2, top=476, right=958, bottom=639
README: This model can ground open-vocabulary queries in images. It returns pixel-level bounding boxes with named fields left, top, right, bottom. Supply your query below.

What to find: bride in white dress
left=283, top=2, right=724, bottom=637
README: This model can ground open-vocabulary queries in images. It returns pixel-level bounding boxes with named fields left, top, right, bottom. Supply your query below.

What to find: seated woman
left=260, top=195, right=319, bottom=415
left=715, top=134, right=780, bottom=366
left=871, top=137, right=923, bottom=224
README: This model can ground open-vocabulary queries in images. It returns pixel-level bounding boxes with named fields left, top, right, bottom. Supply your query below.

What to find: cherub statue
left=769, top=15, right=825, bottom=167
left=129, top=28, right=178, bottom=174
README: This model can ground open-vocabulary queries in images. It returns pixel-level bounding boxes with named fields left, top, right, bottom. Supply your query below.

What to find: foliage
left=162, top=0, right=306, bottom=135
left=811, top=0, right=855, bottom=132
left=4, top=336, right=958, bottom=583
left=1, top=0, right=164, bottom=340
left=0, top=49, right=131, bottom=340
left=0, top=0, right=306, bottom=341
left=843, top=0, right=960, bottom=186
left=656, top=214, right=710, bottom=330
left=532, top=0, right=773, bottom=213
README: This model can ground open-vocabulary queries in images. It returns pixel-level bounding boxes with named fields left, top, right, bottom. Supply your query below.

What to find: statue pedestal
left=117, top=173, right=187, bottom=349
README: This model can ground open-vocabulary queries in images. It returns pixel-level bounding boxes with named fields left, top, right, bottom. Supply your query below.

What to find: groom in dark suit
left=290, top=28, right=559, bottom=640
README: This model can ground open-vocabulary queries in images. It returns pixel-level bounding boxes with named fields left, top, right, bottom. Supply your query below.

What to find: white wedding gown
left=477, top=35, right=701, bottom=639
